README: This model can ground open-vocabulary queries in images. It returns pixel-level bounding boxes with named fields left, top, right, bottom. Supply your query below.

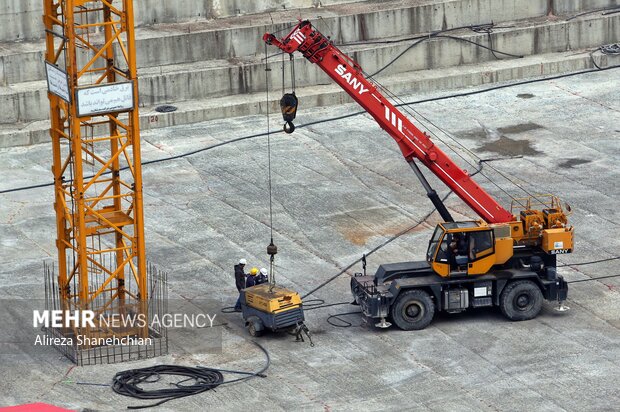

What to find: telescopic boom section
left=264, top=21, right=515, bottom=223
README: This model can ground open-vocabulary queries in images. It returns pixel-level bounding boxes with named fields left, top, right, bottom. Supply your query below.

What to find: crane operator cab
left=427, top=221, right=514, bottom=277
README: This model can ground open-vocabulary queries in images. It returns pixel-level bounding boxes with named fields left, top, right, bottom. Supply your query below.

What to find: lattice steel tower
left=43, top=0, right=150, bottom=350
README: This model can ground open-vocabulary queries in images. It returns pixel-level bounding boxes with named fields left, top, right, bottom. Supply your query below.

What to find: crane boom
left=264, top=20, right=515, bottom=223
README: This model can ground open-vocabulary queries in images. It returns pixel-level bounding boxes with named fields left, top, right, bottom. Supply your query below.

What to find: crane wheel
left=390, top=289, right=435, bottom=331
left=500, top=280, right=543, bottom=321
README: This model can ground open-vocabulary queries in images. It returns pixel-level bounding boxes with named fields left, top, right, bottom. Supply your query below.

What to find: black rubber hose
left=112, top=340, right=270, bottom=409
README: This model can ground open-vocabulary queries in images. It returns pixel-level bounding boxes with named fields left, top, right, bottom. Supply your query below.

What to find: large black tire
left=390, top=289, right=435, bottom=331
left=500, top=280, right=543, bottom=321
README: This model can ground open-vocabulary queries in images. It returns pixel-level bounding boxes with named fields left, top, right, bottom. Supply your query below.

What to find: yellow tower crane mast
left=43, top=0, right=148, bottom=350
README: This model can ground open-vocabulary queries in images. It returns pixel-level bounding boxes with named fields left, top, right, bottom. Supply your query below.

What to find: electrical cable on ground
left=112, top=340, right=270, bottom=409
left=300, top=181, right=461, bottom=300
left=567, top=274, right=620, bottom=284
left=1, top=65, right=618, bottom=196
left=2, top=31, right=619, bottom=287
left=303, top=300, right=352, bottom=311
left=263, top=42, right=279, bottom=287
left=558, top=256, right=620, bottom=268
left=560, top=256, right=620, bottom=284
left=326, top=311, right=363, bottom=327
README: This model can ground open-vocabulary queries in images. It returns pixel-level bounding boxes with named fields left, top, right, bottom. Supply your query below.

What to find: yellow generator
left=241, top=284, right=311, bottom=343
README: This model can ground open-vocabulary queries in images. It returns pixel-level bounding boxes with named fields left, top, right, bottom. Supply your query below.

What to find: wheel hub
left=404, top=303, right=423, bottom=319
left=516, top=293, right=531, bottom=310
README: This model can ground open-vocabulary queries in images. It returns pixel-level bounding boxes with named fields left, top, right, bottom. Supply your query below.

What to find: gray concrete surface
left=0, top=68, right=619, bottom=411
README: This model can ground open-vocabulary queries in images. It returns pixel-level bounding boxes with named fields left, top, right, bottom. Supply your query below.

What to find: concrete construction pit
left=1, top=0, right=619, bottom=410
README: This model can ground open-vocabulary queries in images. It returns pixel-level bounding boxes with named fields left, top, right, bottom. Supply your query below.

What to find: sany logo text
left=334, top=65, right=369, bottom=95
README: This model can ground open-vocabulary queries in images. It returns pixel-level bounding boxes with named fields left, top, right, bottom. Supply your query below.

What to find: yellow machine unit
left=244, top=284, right=302, bottom=314
left=241, top=284, right=308, bottom=339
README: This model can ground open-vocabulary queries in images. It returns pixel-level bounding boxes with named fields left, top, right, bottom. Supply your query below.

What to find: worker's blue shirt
left=246, top=276, right=257, bottom=288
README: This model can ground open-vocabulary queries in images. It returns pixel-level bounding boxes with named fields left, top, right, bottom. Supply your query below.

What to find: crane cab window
left=467, top=230, right=494, bottom=260
left=441, top=229, right=494, bottom=272
left=427, top=226, right=445, bottom=262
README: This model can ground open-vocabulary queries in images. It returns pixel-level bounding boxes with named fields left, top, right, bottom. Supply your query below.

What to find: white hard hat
left=239, top=258, right=247, bottom=265
left=260, top=268, right=268, bottom=276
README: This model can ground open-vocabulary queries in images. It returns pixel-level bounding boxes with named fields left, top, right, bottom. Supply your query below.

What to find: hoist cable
left=264, top=43, right=274, bottom=243
left=265, top=43, right=277, bottom=286
left=290, top=54, right=296, bottom=93
left=281, top=51, right=285, bottom=95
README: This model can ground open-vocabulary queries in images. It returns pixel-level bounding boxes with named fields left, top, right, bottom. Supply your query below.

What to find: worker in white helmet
left=256, top=267, right=269, bottom=285
left=234, top=258, right=247, bottom=311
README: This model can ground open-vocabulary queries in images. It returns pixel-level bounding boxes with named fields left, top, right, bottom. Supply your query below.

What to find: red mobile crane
left=264, top=21, right=572, bottom=330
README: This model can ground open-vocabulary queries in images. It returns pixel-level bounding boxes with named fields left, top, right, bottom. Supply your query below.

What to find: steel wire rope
left=355, top=33, right=518, bottom=179
left=366, top=73, right=527, bottom=207
left=345, top=21, right=603, bottom=206
left=366, top=48, right=563, bottom=209
left=264, top=43, right=277, bottom=286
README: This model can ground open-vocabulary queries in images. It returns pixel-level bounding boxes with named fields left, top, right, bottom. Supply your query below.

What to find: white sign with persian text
left=76, top=81, right=134, bottom=117
left=45, top=62, right=70, bottom=103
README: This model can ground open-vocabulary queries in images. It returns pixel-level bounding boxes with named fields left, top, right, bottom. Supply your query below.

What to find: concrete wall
left=1, top=0, right=617, bottom=42
left=0, top=0, right=360, bottom=42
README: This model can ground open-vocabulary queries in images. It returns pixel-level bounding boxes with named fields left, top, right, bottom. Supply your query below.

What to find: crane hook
left=280, top=92, right=298, bottom=134
left=284, top=121, right=295, bottom=133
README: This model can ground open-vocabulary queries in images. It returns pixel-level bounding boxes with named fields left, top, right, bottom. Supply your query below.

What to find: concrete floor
left=1, top=68, right=619, bottom=411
